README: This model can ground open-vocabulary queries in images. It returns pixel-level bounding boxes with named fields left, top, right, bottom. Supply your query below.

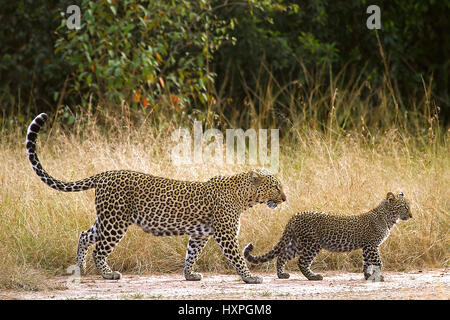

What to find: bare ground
left=2, top=269, right=448, bottom=300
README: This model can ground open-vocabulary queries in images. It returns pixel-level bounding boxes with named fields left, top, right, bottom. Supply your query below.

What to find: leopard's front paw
left=102, top=271, right=122, bottom=280
left=307, top=274, right=323, bottom=281
left=185, top=272, right=203, bottom=281
left=243, top=274, right=263, bottom=284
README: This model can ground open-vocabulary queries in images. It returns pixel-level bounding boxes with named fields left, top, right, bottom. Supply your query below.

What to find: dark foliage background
left=1, top=0, right=448, bottom=126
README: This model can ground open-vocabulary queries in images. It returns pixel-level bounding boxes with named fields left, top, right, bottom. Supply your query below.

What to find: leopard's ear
left=250, top=171, right=263, bottom=185
left=386, top=192, right=396, bottom=203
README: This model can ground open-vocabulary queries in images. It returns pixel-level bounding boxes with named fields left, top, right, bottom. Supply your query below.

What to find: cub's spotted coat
left=244, top=193, right=412, bottom=281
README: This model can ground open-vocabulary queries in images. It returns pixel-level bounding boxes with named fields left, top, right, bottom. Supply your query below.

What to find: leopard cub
left=244, top=192, right=412, bottom=281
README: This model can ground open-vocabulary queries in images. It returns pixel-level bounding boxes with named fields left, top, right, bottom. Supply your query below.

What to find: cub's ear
left=386, top=192, right=396, bottom=203
left=250, top=171, right=263, bottom=185
left=259, top=168, right=272, bottom=176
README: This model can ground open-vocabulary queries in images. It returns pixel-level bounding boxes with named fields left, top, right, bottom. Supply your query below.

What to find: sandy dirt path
left=2, top=269, right=448, bottom=300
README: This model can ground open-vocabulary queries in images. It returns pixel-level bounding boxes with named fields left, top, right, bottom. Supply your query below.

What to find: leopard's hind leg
left=276, top=254, right=290, bottom=279
left=76, top=218, right=100, bottom=274
left=92, top=215, right=130, bottom=280
left=297, top=243, right=323, bottom=281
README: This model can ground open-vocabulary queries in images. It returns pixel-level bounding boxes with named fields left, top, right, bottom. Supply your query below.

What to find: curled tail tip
left=26, top=113, right=50, bottom=159
left=27, top=113, right=49, bottom=140
left=32, top=113, right=49, bottom=127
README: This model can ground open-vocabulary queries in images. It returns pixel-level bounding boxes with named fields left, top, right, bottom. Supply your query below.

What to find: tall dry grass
left=1, top=44, right=449, bottom=289
left=0, top=102, right=448, bottom=291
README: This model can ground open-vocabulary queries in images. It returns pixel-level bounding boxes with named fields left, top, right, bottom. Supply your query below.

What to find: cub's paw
left=278, top=272, right=290, bottom=279
left=365, top=265, right=383, bottom=282
left=366, top=274, right=384, bottom=282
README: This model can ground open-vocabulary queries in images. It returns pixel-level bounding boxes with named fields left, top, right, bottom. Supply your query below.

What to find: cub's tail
left=243, top=232, right=289, bottom=264
left=26, top=113, right=97, bottom=192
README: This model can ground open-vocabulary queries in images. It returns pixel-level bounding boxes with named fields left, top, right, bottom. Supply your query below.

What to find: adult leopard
left=244, top=192, right=412, bottom=281
left=26, top=113, right=286, bottom=284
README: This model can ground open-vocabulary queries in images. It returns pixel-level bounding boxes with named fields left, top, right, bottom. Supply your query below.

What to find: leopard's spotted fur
left=244, top=193, right=412, bottom=281
left=26, top=113, right=286, bottom=284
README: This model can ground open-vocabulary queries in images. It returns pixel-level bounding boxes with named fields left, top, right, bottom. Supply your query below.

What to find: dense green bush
left=0, top=0, right=448, bottom=124
left=55, top=0, right=233, bottom=114
left=213, top=0, right=449, bottom=122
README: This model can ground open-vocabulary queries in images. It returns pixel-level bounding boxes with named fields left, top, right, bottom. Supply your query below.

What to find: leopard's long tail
left=243, top=229, right=290, bottom=264
left=26, top=113, right=97, bottom=192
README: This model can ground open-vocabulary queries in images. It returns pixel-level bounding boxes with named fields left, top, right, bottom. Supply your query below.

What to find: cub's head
left=384, top=192, right=412, bottom=221
left=248, top=169, right=286, bottom=209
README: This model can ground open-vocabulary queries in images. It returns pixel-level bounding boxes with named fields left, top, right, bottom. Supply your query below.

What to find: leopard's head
left=248, top=169, right=286, bottom=209
left=384, top=192, right=412, bottom=221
